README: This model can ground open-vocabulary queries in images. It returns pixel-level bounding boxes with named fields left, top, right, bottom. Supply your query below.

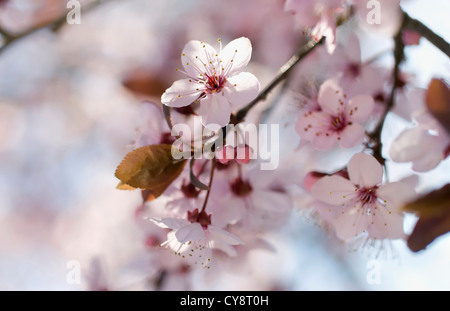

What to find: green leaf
left=115, top=144, right=187, bottom=201
left=405, top=184, right=450, bottom=252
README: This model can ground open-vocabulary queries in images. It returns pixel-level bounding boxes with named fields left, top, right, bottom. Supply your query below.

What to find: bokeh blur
left=0, top=0, right=449, bottom=290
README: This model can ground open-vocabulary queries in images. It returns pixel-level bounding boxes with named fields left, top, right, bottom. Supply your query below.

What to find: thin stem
left=200, top=160, right=216, bottom=213
left=368, top=16, right=406, bottom=167
left=403, top=12, right=450, bottom=58
left=234, top=37, right=325, bottom=124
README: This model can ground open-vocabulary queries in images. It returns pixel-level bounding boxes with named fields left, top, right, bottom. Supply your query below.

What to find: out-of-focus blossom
left=311, top=153, right=415, bottom=240
left=161, top=37, right=260, bottom=128
left=284, top=0, right=348, bottom=54
left=353, top=0, right=402, bottom=37
left=295, top=79, right=374, bottom=149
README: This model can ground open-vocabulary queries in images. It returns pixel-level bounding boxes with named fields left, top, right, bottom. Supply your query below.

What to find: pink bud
left=235, top=144, right=253, bottom=165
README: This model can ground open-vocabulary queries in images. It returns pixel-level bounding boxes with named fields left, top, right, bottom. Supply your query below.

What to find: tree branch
left=0, top=0, right=113, bottom=54
left=234, top=37, right=325, bottom=123
left=403, top=12, right=450, bottom=58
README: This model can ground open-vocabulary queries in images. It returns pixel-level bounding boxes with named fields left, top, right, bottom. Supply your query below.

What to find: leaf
left=426, top=79, right=450, bottom=135
left=189, top=158, right=209, bottom=190
left=404, top=184, right=450, bottom=252
left=115, top=144, right=187, bottom=200
left=116, top=181, right=136, bottom=191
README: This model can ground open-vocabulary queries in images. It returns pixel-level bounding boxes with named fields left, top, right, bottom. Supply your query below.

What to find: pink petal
left=223, top=72, right=260, bottom=109
left=181, top=40, right=218, bottom=79
left=161, top=79, right=203, bottom=107
left=347, top=153, right=383, bottom=188
left=376, top=181, right=416, bottom=208
left=366, top=201, right=405, bottom=240
left=318, top=79, right=346, bottom=116
left=235, top=145, right=253, bottom=164
left=338, top=123, right=365, bottom=148
left=219, top=37, right=252, bottom=76
left=346, top=95, right=374, bottom=123
left=311, top=175, right=358, bottom=205
left=333, top=205, right=369, bottom=240
left=215, top=145, right=235, bottom=164
left=175, top=222, right=205, bottom=243
left=198, top=94, right=232, bottom=128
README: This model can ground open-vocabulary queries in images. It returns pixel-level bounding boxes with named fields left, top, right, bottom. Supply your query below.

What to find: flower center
left=205, top=74, right=226, bottom=93
left=330, top=114, right=347, bottom=132
left=187, top=208, right=211, bottom=229
left=230, top=177, right=253, bottom=197
left=358, top=187, right=378, bottom=206
left=159, top=132, right=176, bottom=145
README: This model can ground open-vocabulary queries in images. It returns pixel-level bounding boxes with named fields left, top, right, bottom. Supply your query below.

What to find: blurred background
left=0, top=0, right=449, bottom=290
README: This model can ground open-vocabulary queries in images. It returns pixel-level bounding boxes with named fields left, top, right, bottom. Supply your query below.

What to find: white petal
left=347, top=153, right=383, bottom=187
left=198, top=94, right=231, bottom=128
left=161, top=79, right=203, bottom=107
left=208, top=226, right=243, bottom=245
left=346, top=95, right=374, bottom=123
left=311, top=175, right=358, bottom=205
left=219, top=37, right=252, bottom=76
left=150, top=217, right=190, bottom=230
left=223, top=72, right=260, bottom=109
left=318, top=79, right=346, bottom=116
left=175, top=222, right=205, bottom=243
left=181, top=40, right=218, bottom=78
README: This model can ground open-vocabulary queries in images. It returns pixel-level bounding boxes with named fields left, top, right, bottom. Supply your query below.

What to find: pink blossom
left=161, top=37, right=260, bottom=128
left=311, top=153, right=416, bottom=241
left=284, top=0, right=347, bottom=54
left=295, top=79, right=374, bottom=149
left=150, top=209, right=243, bottom=269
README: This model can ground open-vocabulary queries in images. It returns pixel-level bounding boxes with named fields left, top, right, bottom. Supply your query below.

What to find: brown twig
left=403, top=12, right=450, bottom=58
left=0, top=0, right=113, bottom=54
left=234, top=37, right=325, bottom=123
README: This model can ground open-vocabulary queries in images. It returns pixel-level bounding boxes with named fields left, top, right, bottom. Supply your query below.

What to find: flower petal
left=318, top=79, right=346, bottom=116
left=150, top=217, right=190, bottom=230
left=198, top=94, right=231, bottom=128
left=338, top=123, right=365, bottom=148
left=346, top=95, right=374, bottom=123
left=333, top=204, right=369, bottom=240
left=175, top=222, right=205, bottom=243
left=223, top=72, right=260, bottom=109
left=311, top=175, right=358, bottom=205
left=219, top=37, right=252, bottom=76
left=366, top=201, right=405, bottom=239
left=181, top=40, right=218, bottom=78
left=377, top=181, right=416, bottom=208
left=208, top=225, right=243, bottom=245
left=161, top=79, right=203, bottom=107
left=347, top=153, right=383, bottom=187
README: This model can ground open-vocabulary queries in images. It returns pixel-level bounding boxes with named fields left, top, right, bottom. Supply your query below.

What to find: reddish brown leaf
left=426, top=78, right=450, bottom=135
left=115, top=144, right=187, bottom=201
left=405, top=184, right=450, bottom=252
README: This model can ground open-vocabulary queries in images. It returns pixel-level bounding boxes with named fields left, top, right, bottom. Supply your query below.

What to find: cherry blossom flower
left=310, top=153, right=415, bottom=241
left=295, top=79, right=374, bottom=150
left=161, top=37, right=260, bottom=128
left=284, top=0, right=348, bottom=54
left=150, top=209, right=243, bottom=269
left=390, top=122, right=450, bottom=172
